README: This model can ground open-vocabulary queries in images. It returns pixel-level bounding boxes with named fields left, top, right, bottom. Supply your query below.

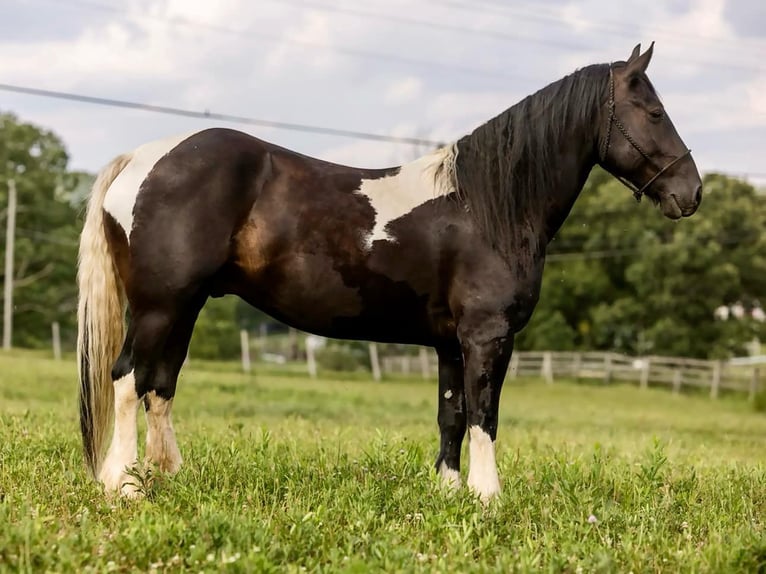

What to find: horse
left=77, top=43, right=702, bottom=500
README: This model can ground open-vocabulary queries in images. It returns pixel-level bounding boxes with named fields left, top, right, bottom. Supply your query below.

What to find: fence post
left=419, top=347, right=430, bottom=379
left=287, top=327, right=299, bottom=361
left=240, top=329, right=251, bottom=373
left=573, top=352, right=582, bottom=381
left=603, top=354, right=612, bottom=384
left=3, top=178, right=17, bottom=351
left=259, top=323, right=267, bottom=353
left=542, top=352, right=553, bottom=384
left=305, top=335, right=318, bottom=379
left=640, top=358, right=651, bottom=390
left=509, top=353, right=519, bottom=380
left=749, top=367, right=760, bottom=402
left=369, top=343, right=381, bottom=381
left=710, top=360, right=721, bottom=399
left=51, top=322, right=61, bottom=361
left=672, top=370, right=682, bottom=394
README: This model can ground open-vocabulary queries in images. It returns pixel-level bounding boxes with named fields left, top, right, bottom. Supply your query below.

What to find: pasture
left=1, top=351, right=765, bottom=573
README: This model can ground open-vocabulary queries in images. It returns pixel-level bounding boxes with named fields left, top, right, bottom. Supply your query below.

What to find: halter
left=599, top=66, right=692, bottom=202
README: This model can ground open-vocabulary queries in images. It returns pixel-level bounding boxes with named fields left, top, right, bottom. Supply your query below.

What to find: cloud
left=384, top=77, right=423, bottom=104
left=1, top=0, right=764, bottom=180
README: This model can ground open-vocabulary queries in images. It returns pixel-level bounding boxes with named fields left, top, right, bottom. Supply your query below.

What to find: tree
left=0, top=112, right=80, bottom=348
left=518, top=169, right=766, bottom=358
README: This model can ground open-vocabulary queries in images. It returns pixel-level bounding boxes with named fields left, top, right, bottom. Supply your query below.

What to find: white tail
left=77, top=152, right=132, bottom=478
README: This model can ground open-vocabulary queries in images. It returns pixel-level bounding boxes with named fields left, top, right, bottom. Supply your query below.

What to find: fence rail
left=382, top=350, right=764, bottom=400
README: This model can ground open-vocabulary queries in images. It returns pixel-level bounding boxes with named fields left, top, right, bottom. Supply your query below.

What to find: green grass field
left=1, top=351, right=765, bottom=573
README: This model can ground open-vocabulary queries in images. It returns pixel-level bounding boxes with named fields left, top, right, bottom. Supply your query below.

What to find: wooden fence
left=382, top=350, right=765, bottom=400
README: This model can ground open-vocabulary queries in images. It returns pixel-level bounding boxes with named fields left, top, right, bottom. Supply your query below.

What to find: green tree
left=520, top=170, right=766, bottom=358
left=0, top=112, right=80, bottom=349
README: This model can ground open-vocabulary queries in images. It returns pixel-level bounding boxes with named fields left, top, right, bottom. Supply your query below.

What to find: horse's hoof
left=99, top=463, right=142, bottom=498
left=437, top=461, right=462, bottom=491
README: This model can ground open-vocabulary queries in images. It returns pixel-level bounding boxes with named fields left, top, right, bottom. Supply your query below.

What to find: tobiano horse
left=78, top=44, right=702, bottom=500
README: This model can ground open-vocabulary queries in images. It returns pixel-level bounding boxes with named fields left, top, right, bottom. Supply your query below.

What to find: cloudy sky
left=2, top=0, right=765, bottom=184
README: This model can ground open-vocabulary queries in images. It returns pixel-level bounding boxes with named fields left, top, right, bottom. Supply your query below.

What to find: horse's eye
left=649, top=108, right=664, bottom=121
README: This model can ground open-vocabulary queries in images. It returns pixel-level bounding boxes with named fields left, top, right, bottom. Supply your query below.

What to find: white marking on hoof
left=443, top=389, right=453, bottom=399
left=467, top=425, right=501, bottom=503
left=144, top=392, right=183, bottom=474
left=437, top=460, right=461, bottom=490
left=356, top=144, right=456, bottom=247
left=103, top=132, right=197, bottom=241
left=99, top=371, right=140, bottom=497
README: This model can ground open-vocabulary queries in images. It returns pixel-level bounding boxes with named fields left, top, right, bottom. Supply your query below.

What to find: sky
left=2, top=0, right=766, bottom=185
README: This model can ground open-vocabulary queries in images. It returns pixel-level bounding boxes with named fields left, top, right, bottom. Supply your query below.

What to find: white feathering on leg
left=466, top=425, right=501, bottom=503
left=99, top=371, right=140, bottom=497
left=437, top=460, right=461, bottom=490
left=144, top=392, right=183, bottom=474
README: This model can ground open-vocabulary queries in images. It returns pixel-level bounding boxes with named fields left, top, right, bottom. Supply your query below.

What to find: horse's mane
left=443, top=63, right=610, bottom=258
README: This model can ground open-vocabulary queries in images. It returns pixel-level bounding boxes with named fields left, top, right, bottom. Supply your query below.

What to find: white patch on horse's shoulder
left=103, top=131, right=198, bottom=241
left=356, top=144, right=457, bottom=247
left=466, top=425, right=501, bottom=503
left=443, top=389, right=453, bottom=399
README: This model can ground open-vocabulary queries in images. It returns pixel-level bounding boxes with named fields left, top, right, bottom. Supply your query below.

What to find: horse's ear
left=627, top=41, right=654, bottom=74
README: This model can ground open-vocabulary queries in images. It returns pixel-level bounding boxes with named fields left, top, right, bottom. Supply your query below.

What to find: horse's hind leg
left=99, top=294, right=204, bottom=495
left=98, top=311, right=168, bottom=497
left=143, top=296, right=205, bottom=475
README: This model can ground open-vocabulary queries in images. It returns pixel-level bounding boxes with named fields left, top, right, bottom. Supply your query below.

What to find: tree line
left=1, top=112, right=763, bottom=359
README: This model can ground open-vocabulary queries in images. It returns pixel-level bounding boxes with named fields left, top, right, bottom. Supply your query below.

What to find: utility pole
left=3, top=178, right=16, bottom=350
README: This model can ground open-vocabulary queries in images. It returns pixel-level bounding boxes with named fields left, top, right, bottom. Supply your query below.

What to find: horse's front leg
left=459, top=313, right=514, bottom=503
left=435, top=347, right=466, bottom=489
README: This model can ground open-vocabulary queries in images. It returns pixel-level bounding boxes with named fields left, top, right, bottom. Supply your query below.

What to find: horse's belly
left=227, top=246, right=436, bottom=343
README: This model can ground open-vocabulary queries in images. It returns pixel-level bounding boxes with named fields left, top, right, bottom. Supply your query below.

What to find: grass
left=1, top=351, right=766, bottom=573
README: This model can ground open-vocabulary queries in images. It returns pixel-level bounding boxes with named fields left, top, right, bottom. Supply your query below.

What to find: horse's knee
left=133, top=358, right=178, bottom=399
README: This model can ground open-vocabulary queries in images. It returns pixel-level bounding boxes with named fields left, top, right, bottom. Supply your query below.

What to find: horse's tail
left=77, top=152, right=132, bottom=478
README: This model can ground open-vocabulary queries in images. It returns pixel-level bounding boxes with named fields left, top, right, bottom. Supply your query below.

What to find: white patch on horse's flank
left=356, top=143, right=457, bottom=247
left=103, top=132, right=197, bottom=241
left=99, top=370, right=140, bottom=497
left=438, top=460, right=461, bottom=489
left=467, top=425, right=501, bottom=503
left=144, top=392, right=183, bottom=475
left=443, top=389, right=453, bottom=399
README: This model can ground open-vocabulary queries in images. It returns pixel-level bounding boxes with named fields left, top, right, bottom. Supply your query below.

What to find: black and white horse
left=78, top=44, right=702, bottom=500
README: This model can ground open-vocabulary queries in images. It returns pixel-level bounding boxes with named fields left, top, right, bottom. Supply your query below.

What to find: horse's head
left=598, top=43, right=702, bottom=219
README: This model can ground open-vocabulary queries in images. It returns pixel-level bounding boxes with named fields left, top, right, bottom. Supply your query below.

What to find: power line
left=54, top=0, right=766, bottom=79
left=46, top=0, right=766, bottom=123
left=469, top=0, right=766, bottom=50
left=436, top=0, right=766, bottom=73
left=280, top=0, right=766, bottom=75
left=48, top=0, right=527, bottom=84
left=271, top=0, right=591, bottom=53
left=3, top=81, right=766, bottom=182
left=0, top=83, right=444, bottom=147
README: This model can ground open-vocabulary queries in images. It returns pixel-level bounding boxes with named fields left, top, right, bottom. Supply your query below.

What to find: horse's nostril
left=694, top=185, right=703, bottom=205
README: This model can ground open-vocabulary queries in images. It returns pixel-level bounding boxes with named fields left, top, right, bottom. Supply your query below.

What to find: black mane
left=454, top=63, right=610, bottom=258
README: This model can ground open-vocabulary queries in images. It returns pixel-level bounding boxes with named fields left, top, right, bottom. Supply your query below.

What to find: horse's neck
left=454, top=72, right=604, bottom=259
left=540, top=150, right=597, bottom=243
